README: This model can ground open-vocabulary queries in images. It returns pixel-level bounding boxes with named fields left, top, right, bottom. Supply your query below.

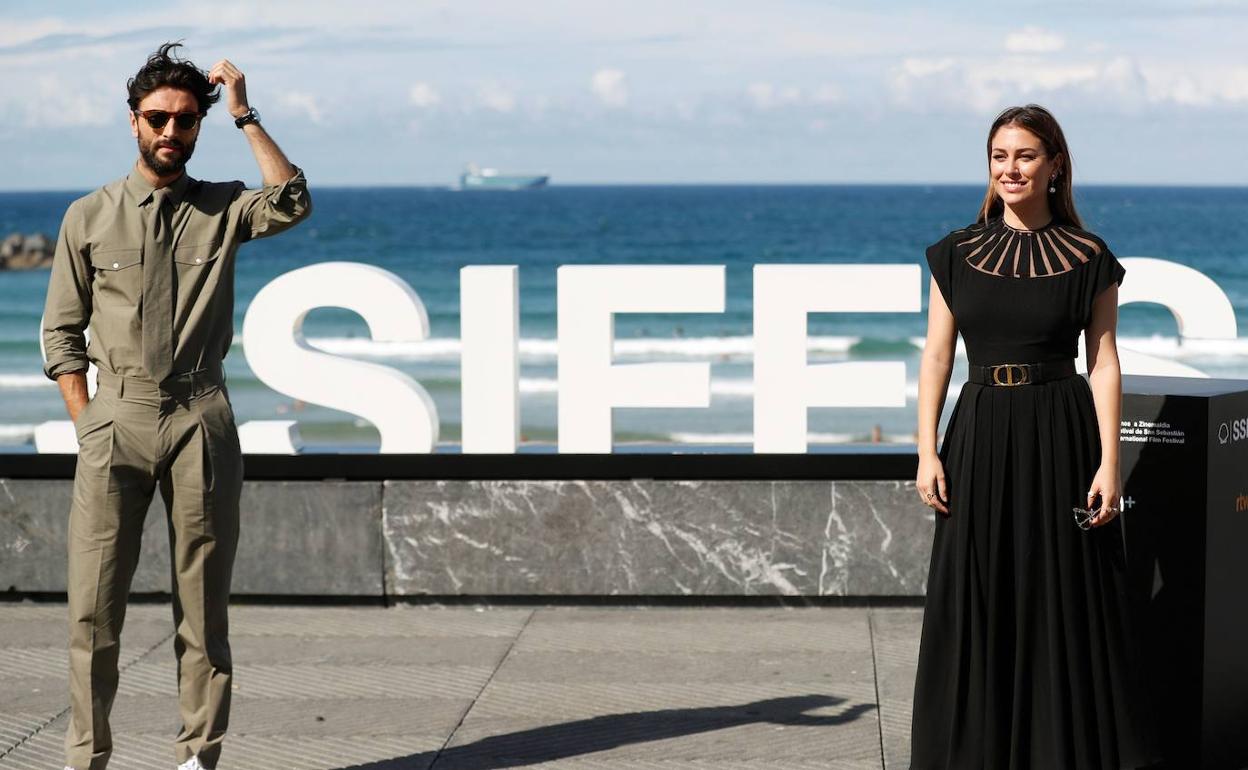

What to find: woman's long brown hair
left=977, top=104, right=1084, bottom=228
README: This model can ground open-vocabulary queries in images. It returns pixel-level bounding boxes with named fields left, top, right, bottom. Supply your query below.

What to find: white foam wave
left=510, top=376, right=969, bottom=400
left=667, top=431, right=914, bottom=444
left=905, top=380, right=967, bottom=400
left=518, top=378, right=559, bottom=394
left=275, top=333, right=1248, bottom=376
left=0, top=424, right=37, bottom=441
left=905, top=334, right=1248, bottom=360
left=518, top=377, right=759, bottom=397
left=1117, top=335, right=1248, bottom=358
left=908, top=337, right=969, bottom=357
left=0, top=374, right=53, bottom=389
left=304, top=337, right=468, bottom=358
left=301, top=335, right=863, bottom=361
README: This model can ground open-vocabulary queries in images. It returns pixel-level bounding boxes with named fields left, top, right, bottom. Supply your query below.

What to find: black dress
left=910, top=217, right=1161, bottom=769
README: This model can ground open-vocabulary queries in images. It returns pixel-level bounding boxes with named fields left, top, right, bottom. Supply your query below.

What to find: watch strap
left=234, top=108, right=260, bottom=129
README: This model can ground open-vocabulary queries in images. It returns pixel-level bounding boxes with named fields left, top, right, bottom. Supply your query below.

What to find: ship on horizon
left=459, top=163, right=549, bottom=190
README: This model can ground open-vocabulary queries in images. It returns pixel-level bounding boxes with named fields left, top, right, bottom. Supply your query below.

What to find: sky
left=2, top=0, right=1248, bottom=189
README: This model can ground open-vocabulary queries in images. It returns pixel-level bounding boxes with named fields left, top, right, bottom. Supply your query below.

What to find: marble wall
left=1, top=478, right=932, bottom=597
left=383, top=480, right=932, bottom=596
left=0, top=480, right=383, bottom=596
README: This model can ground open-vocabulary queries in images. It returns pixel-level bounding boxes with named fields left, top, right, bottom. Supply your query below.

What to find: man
left=42, top=43, right=311, bottom=770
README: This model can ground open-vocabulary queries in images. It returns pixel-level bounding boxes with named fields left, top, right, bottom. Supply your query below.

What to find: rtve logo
left=1217, top=415, right=1248, bottom=445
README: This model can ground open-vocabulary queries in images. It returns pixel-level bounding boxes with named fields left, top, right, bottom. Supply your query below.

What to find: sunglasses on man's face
left=133, top=109, right=203, bottom=131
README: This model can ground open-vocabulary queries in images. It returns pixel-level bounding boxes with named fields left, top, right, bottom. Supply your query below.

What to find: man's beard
left=138, top=134, right=195, bottom=176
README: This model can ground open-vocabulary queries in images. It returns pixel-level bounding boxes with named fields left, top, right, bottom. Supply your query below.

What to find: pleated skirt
left=910, top=374, right=1161, bottom=770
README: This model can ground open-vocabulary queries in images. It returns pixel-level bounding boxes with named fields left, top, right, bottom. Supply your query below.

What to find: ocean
left=2, top=184, right=1246, bottom=450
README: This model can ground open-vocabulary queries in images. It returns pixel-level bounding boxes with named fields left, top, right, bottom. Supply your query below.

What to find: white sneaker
left=177, top=757, right=204, bottom=770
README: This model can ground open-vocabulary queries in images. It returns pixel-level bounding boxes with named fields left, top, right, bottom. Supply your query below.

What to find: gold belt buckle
left=991, top=363, right=1030, bottom=386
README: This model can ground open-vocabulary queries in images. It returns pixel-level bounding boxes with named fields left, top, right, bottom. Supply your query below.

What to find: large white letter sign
left=241, top=262, right=439, bottom=453
left=753, top=265, right=921, bottom=453
left=557, top=265, right=726, bottom=453
left=1102, top=257, right=1239, bottom=378
left=460, top=266, right=519, bottom=453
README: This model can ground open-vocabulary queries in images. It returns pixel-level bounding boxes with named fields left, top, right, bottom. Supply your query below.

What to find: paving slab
left=511, top=610, right=872, bottom=655
left=869, top=609, right=922, bottom=770
left=231, top=635, right=515, bottom=666
left=446, top=607, right=886, bottom=769
left=0, top=603, right=173, bottom=647
left=490, top=650, right=869, bottom=684
left=0, top=603, right=924, bottom=770
left=1, top=716, right=448, bottom=770
left=226, top=605, right=533, bottom=638
left=0, top=603, right=176, bottom=764
left=0, top=714, right=50, bottom=759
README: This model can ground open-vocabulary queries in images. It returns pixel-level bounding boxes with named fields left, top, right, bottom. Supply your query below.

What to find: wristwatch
left=234, top=108, right=260, bottom=129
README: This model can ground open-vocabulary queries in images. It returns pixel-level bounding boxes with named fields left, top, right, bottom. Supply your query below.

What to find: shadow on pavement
left=339, top=693, right=875, bottom=769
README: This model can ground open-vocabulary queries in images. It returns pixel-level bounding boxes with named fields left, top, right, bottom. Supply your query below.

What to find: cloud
left=0, top=18, right=70, bottom=48
left=1004, top=27, right=1065, bottom=54
left=4, top=1, right=1248, bottom=188
left=0, top=24, right=196, bottom=60
left=898, top=58, right=956, bottom=78
left=744, top=82, right=835, bottom=110
left=12, top=75, right=113, bottom=128
left=476, top=81, right=516, bottom=113
left=890, top=55, right=1149, bottom=113
left=745, top=82, right=799, bottom=109
left=890, top=51, right=1248, bottom=113
left=591, top=68, right=628, bottom=108
left=276, top=91, right=324, bottom=124
left=809, top=84, right=842, bottom=105
left=409, top=82, right=441, bottom=108
left=1147, top=67, right=1248, bottom=105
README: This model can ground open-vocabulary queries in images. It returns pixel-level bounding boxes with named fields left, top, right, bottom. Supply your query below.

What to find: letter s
left=1112, top=258, right=1238, bottom=378
left=241, top=262, right=438, bottom=453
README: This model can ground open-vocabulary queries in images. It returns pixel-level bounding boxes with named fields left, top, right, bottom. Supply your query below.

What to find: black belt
left=968, top=359, right=1076, bottom=387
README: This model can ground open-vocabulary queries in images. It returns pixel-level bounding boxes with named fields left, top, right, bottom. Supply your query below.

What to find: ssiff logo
left=1218, top=415, right=1248, bottom=445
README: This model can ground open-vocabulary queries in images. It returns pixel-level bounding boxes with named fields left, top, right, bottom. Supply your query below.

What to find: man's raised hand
left=208, top=59, right=249, bottom=119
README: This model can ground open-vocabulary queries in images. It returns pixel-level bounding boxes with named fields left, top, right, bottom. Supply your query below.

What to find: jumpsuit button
left=112, top=262, right=120, bottom=268
left=195, top=258, right=202, bottom=264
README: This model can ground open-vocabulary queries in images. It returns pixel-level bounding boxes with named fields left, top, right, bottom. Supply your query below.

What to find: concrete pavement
left=0, top=603, right=922, bottom=769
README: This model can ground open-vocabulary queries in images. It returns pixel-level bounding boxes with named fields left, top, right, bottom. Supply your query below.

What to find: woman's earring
left=1049, top=176, right=1057, bottom=193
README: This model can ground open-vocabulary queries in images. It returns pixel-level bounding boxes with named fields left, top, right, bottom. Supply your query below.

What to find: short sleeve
left=925, top=233, right=954, bottom=309
left=1084, top=247, right=1125, bottom=324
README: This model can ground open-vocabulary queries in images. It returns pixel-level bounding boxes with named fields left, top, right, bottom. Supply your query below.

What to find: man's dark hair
left=126, top=42, right=220, bottom=114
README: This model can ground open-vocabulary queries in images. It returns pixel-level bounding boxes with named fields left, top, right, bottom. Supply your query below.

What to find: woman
left=909, top=105, right=1161, bottom=769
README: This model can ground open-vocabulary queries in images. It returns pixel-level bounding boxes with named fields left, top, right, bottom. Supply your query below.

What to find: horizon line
left=4, top=180, right=1248, bottom=194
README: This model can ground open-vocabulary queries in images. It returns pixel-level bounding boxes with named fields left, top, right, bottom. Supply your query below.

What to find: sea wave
left=666, top=431, right=914, bottom=444
left=0, top=424, right=37, bottom=441
left=518, top=377, right=759, bottom=397
left=301, top=335, right=869, bottom=360
left=0, top=373, right=53, bottom=389
left=908, top=334, right=1248, bottom=360
left=520, top=376, right=961, bottom=400
left=1116, top=334, right=1248, bottom=358
left=31, top=332, right=1246, bottom=364
left=307, top=332, right=1248, bottom=361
